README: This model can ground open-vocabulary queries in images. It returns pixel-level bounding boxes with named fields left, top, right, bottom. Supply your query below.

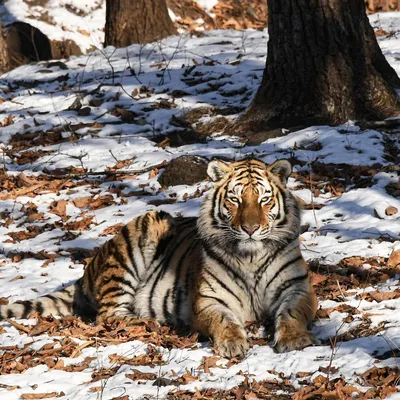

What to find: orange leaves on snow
left=100, top=223, right=124, bottom=236
left=1, top=114, right=13, bottom=127
left=20, top=393, right=61, bottom=399
left=387, top=250, right=400, bottom=268
left=358, top=290, right=400, bottom=302
left=125, top=369, right=158, bottom=381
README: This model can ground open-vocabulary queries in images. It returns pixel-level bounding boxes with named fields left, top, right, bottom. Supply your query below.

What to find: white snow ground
left=0, top=9, right=399, bottom=400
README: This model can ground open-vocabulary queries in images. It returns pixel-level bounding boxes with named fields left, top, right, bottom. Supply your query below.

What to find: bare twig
left=43, top=161, right=169, bottom=179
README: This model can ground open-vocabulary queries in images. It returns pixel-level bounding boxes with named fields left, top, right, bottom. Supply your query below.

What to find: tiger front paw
left=214, top=324, right=249, bottom=359
left=274, top=330, right=315, bottom=353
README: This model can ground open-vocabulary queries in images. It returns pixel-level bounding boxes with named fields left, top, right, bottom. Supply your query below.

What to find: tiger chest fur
left=131, top=217, right=297, bottom=327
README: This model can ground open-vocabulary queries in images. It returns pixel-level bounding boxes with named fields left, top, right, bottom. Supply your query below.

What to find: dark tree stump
left=104, top=0, right=177, bottom=47
left=236, top=0, right=400, bottom=134
left=6, top=22, right=52, bottom=69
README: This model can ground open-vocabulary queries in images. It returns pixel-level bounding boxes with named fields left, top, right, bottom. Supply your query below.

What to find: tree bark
left=237, top=0, right=400, bottom=133
left=0, top=21, right=10, bottom=74
left=104, top=0, right=177, bottom=47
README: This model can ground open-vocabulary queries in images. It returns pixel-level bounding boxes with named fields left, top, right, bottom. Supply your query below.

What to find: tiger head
left=198, top=158, right=300, bottom=254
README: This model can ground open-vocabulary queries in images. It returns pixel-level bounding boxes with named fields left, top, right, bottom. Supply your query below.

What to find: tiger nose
left=241, top=224, right=260, bottom=235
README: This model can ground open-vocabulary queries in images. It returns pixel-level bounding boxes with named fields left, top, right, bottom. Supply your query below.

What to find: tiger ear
left=207, top=160, right=231, bottom=182
left=268, top=159, right=292, bottom=185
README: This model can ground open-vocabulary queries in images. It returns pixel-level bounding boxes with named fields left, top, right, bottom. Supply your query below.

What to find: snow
left=196, top=0, right=219, bottom=12
left=0, top=7, right=399, bottom=400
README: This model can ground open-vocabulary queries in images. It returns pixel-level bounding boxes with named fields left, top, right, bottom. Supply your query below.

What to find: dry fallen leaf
left=125, top=369, right=157, bottom=381
left=9, top=275, right=23, bottom=282
left=359, top=290, right=400, bottom=302
left=149, top=168, right=159, bottom=179
left=100, top=223, right=124, bottom=236
left=311, top=273, right=328, bottom=286
left=20, top=394, right=59, bottom=399
left=78, top=29, right=90, bottom=36
left=73, top=196, right=92, bottom=208
left=388, top=250, right=400, bottom=268
left=49, top=200, right=68, bottom=218
left=385, top=206, right=398, bottom=216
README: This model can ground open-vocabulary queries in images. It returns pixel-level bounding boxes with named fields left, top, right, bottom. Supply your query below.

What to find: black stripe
left=98, top=301, right=134, bottom=310
left=198, top=294, right=231, bottom=309
left=152, top=235, right=171, bottom=262
left=22, top=301, right=33, bottom=319
left=100, top=275, right=136, bottom=291
left=272, top=274, right=309, bottom=304
left=100, top=286, right=134, bottom=298
left=202, top=241, right=249, bottom=292
left=265, top=255, right=303, bottom=290
left=157, top=210, right=170, bottom=220
left=7, top=309, right=14, bottom=318
left=148, top=229, right=191, bottom=318
left=282, top=192, right=288, bottom=220
left=276, top=215, right=288, bottom=227
left=138, top=213, right=150, bottom=251
left=46, top=295, right=62, bottom=315
left=233, top=171, right=249, bottom=181
left=135, top=215, right=146, bottom=264
left=274, top=194, right=281, bottom=222
left=98, top=301, right=119, bottom=308
left=103, top=261, right=138, bottom=285
left=35, top=301, right=44, bottom=315
left=196, top=303, right=215, bottom=315
left=121, top=226, right=140, bottom=280
left=202, top=277, right=216, bottom=292
left=205, top=269, right=243, bottom=307
left=86, top=261, right=96, bottom=295
left=274, top=290, right=309, bottom=321
left=91, top=243, right=106, bottom=281
left=173, top=241, right=197, bottom=321
left=56, top=296, right=73, bottom=311
left=254, top=240, right=296, bottom=287
left=255, top=244, right=284, bottom=277
left=163, top=289, right=172, bottom=322
left=210, top=187, right=220, bottom=226
left=216, top=187, right=226, bottom=222
left=111, top=241, right=135, bottom=283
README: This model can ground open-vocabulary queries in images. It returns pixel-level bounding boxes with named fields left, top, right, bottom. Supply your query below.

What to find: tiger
left=0, top=158, right=317, bottom=358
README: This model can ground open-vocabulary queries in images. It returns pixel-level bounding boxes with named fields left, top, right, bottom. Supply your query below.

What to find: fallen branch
left=70, top=340, right=94, bottom=358
left=43, top=161, right=169, bottom=179
left=0, top=182, right=46, bottom=200
left=6, top=319, right=31, bottom=334
left=356, top=119, right=400, bottom=130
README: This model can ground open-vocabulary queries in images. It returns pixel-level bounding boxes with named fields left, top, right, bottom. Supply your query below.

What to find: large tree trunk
left=104, top=0, right=177, bottom=47
left=237, top=0, right=400, bottom=134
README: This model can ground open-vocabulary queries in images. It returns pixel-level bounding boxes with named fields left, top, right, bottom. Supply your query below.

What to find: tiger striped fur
left=0, top=158, right=317, bottom=358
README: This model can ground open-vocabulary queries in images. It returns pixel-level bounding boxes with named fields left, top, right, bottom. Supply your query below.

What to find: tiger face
left=201, top=158, right=299, bottom=253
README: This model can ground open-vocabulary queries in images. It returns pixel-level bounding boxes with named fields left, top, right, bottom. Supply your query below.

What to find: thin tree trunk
left=236, top=0, right=400, bottom=134
left=0, top=21, right=10, bottom=74
left=105, top=0, right=177, bottom=47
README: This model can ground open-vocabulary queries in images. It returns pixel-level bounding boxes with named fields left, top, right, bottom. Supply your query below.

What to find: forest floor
left=0, top=10, right=400, bottom=400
